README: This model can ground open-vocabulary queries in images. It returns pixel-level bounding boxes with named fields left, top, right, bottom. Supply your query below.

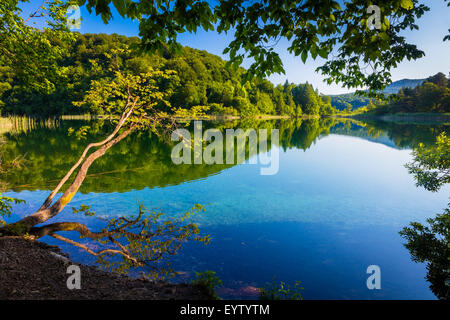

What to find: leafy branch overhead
left=80, top=0, right=446, bottom=96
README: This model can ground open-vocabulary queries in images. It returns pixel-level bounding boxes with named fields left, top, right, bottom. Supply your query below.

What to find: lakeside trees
left=0, top=62, right=212, bottom=276
left=360, top=72, right=450, bottom=115
left=3, top=64, right=194, bottom=229
left=388, top=73, right=450, bottom=114
left=330, top=72, right=450, bottom=114
left=4, top=0, right=447, bottom=116
left=0, top=1, right=214, bottom=269
left=405, top=132, right=450, bottom=192
left=330, top=93, right=371, bottom=111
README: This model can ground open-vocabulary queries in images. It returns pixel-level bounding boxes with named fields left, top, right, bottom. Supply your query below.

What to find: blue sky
left=22, top=1, right=449, bottom=95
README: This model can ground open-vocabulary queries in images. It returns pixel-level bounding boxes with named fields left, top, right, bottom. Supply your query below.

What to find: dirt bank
left=0, top=237, right=210, bottom=300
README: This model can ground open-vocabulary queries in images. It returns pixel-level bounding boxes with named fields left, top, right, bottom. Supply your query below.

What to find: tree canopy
left=79, top=0, right=447, bottom=96
left=0, top=0, right=76, bottom=95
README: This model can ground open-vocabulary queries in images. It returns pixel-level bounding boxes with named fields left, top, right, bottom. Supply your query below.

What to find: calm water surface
left=1, top=119, right=448, bottom=299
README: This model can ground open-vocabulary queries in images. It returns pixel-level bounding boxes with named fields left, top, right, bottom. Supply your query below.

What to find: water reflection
left=1, top=118, right=447, bottom=193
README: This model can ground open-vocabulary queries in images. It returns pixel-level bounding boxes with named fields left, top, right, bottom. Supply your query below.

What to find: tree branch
left=50, top=233, right=141, bottom=265
left=38, top=97, right=138, bottom=210
left=24, top=0, right=48, bottom=24
left=5, top=125, right=136, bottom=230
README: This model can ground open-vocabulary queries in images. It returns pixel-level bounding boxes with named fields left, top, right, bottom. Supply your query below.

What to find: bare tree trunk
left=38, top=101, right=136, bottom=211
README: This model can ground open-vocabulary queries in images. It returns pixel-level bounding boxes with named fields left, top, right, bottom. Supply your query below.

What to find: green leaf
left=112, top=0, right=127, bottom=17
left=318, top=48, right=328, bottom=59
left=400, top=0, right=414, bottom=10
left=301, top=51, right=308, bottom=63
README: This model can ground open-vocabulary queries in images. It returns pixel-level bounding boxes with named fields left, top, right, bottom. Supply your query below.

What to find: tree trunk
left=2, top=126, right=135, bottom=232
left=38, top=101, right=136, bottom=211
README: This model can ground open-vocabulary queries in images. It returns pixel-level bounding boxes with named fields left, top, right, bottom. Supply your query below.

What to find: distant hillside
left=330, top=78, right=426, bottom=110
left=382, top=78, right=425, bottom=94
left=372, top=72, right=449, bottom=115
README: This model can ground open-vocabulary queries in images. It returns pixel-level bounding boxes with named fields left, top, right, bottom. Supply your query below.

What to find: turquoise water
left=2, top=119, right=449, bottom=299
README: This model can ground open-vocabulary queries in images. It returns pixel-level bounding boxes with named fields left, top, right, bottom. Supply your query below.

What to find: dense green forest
left=329, top=93, right=371, bottom=111
left=0, top=33, right=337, bottom=118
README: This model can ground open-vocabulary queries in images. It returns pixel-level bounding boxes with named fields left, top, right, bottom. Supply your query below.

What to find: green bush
left=191, top=270, right=223, bottom=300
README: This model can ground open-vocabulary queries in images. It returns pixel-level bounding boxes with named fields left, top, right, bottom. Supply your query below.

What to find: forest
left=364, top=72, right=450, bottom=115
left=329, top=93, right=371, bottom=111
left=329, top=73, right=450, bottom=114
left=0, top=33, right=337, bottom=118
left=387, top=72, right=450, bottom=113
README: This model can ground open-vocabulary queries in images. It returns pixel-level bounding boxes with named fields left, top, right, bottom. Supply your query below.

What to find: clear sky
left=22, top=1, right=450, bottom=95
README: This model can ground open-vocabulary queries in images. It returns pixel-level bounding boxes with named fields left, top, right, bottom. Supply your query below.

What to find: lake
left=1, top=118, right=448, bottom=299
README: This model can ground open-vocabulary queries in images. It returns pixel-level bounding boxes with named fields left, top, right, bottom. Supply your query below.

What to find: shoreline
left=0, top=114, right=319, bottom=122
left=333, top=112, right=450, bottom=124
left=0, top=237, right=211, bottom=300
